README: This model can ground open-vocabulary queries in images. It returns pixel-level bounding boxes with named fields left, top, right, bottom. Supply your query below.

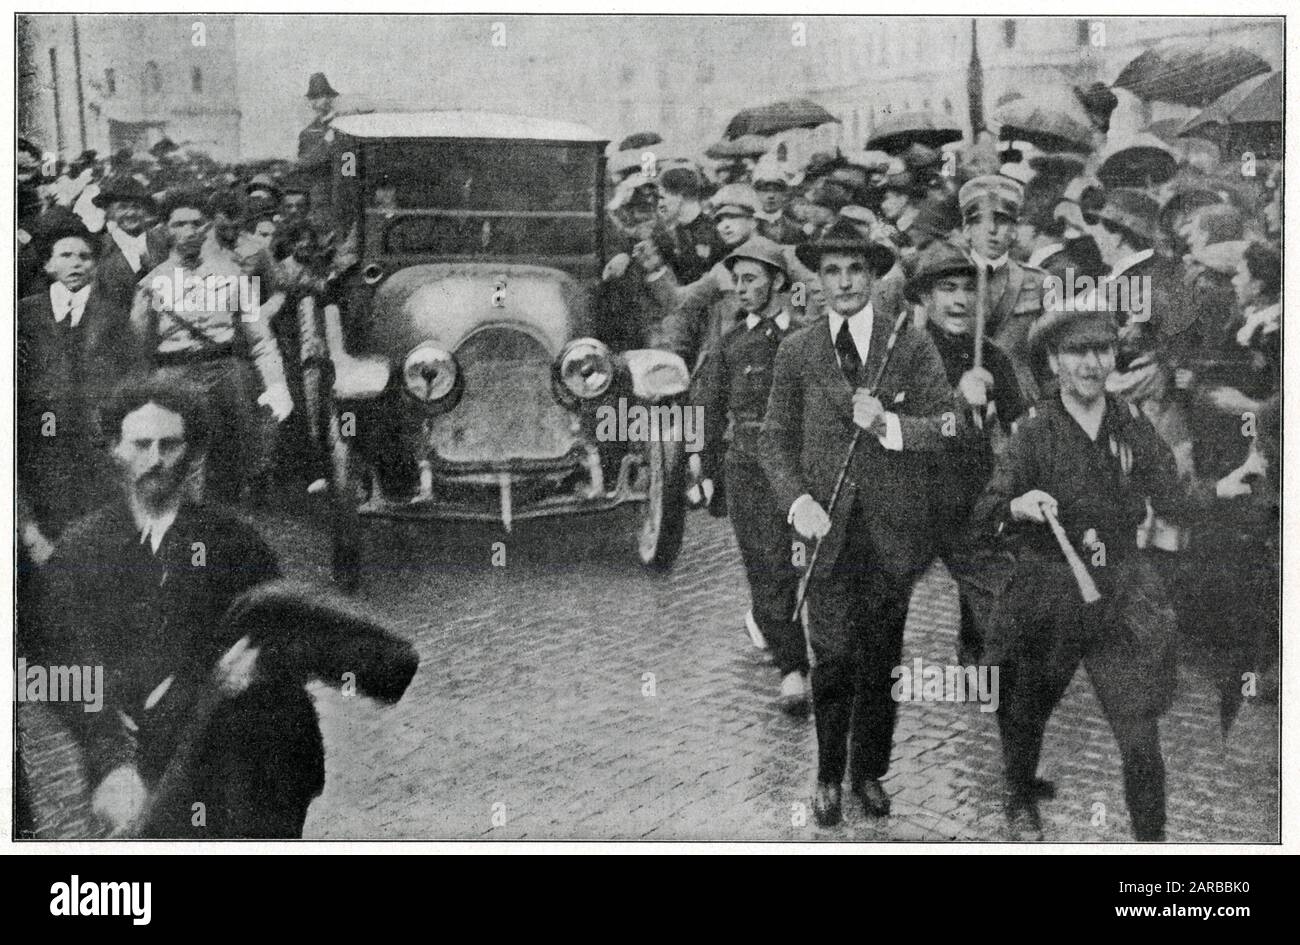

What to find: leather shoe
left=853, top=779, right=891, bottom=817
left=813, top=782, right=842, bottom=827
left=1005, top=793, right=1044, bottom=841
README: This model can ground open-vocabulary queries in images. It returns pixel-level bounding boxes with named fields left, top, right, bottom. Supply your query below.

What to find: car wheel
left=637, top=416, right=686, bottom=571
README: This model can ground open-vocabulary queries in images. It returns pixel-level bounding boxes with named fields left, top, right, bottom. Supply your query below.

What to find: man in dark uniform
left=36, top=376, right=325, bottom=837
left=909, top=241, right=1025, bottom=664
left=297, top=73, right=340, bottom=229
left=959, top=175, right=1049, bottom=400
left=760, top=226, right=960, bottom=826
left=752, top=169, right=805, bottom=246
left=970, top=305, right=1184, bottom=841
left=691, top=237, right=809, bottom=713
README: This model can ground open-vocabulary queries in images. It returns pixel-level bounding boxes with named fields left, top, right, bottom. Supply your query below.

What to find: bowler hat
left=723, top=235, right=789, bottom=278
left=305, top=72, right=339, bottom=99
left=795, top=218, right=896, bottom=277
left=1095, top=188, right=1161, bottom=245
left=245, top=173, right=283, bottom=201
left=93, top=174, right=156, bottom=211
left=906, top=240, right=976, bottom=302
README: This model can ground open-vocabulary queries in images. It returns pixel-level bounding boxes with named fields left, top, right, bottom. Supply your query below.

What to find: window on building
left=620, top=64, right=636, bottom=85
left=922, top=98, right=931, bottom=112
left=191, top=66, right=203, bottom=93
left=104, top=68, right=116, bottom=95
left=144, top=61, right=162, bottom=94
left=1002, top=19, right=1017, bottom=48
left=943, top=97, right=954, bottom=115
left=1077, top=19, right=1092, bottom=46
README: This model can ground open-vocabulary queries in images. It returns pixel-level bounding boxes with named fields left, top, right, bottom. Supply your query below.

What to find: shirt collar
left=1109, top=248, right=1154, bottom=279
left=746, top=309, right=791, bottom=331
left=970, top=249, right=1009, bottom=271
left=828, top=300, right=874, bottom=356
left=138, top=505, right=180, bottom=554
left=50, top=281, right=91, bottom=326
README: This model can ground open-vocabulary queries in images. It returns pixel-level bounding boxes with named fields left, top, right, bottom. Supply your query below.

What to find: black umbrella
left=1179, top=71, right=1282, bottom=159
left=724, top=98, right=839, bottom=139
left=994, top=97, right=1094, bottom=154
left=1114, top=39, right=1271, bottom=108
left=866, top=111, right=963, bottom=155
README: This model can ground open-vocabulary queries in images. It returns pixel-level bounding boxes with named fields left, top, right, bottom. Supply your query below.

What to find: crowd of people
left=15, top=65, right=1281, bottom=841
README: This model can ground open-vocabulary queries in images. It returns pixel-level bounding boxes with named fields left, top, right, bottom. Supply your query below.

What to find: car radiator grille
left=427, top=327, right=581, bottom=465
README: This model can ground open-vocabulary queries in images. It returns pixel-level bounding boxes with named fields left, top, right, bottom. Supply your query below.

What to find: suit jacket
left=17, top=286, right=146, bottom=532
left=34, top=500, right=313, bottom=787
left=982, top=259, right=1048, bottom=398
left=96, top=231, right=156, bottom=317
left=759, top=300, right=962, bottom=576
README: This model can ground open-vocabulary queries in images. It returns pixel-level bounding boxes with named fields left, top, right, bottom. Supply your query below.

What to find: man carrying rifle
left=759, top=221, right=960, bottom=827
left=970, top=305, right=1185, bottom=842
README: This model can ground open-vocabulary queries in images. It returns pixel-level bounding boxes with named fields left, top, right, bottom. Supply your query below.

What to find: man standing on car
left=759, top=223, right=960, bottom=827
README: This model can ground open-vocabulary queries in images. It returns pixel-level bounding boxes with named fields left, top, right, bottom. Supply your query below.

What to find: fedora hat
left=92, top=174, right=156, bottom=211
left=795, top=218, right=896, bottom=277
left=1095, top=187, right=1161, bottom=245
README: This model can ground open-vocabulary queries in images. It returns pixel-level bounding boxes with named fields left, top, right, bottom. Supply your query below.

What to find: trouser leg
left=1084, top=636, right=1168, bottom=841
left=724, top=455, right=805, bottom=676
left=847, top=568, right=913, bottom=786
left=996, top=620, right=1080, bottom=796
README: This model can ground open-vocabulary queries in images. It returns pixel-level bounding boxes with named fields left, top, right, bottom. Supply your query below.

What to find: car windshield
left=364, top=141, right=599, bottom=212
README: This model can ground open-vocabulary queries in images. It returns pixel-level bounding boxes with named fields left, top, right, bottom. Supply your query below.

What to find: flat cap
left=959, top=174, right=1024, bottom=218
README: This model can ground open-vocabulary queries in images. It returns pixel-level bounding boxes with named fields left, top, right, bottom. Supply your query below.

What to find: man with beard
left=759, top=225, right=959, bottom=827
left=971, top=306, right=1184, bottom=841
left=36, top=376, right=325, bottom=837
left=690, top=237, right=809, bottom=712
left=130, top=190, right=293, bottom=503
left=94, top=175, right=160, bottom=316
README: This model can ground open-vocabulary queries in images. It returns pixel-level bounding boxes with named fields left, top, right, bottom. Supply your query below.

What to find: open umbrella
left=1114, top=39, right=1271, bottom=108
left=1097, top=133, right=1179, bottom=189
left=704, top=134, right=769, bottom=160
left=866, top=111, right=963, bottom=154
left=724, top=98, right=839, bottom=139
left=994, top=96, right=1094, bottom=154
left=1179, top=71, right=1282, bottom=159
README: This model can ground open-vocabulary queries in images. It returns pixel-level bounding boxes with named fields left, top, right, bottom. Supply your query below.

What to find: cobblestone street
left=252, top=503, right=1281, bottom=843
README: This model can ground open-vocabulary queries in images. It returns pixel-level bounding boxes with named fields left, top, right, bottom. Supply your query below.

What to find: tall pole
left=48, top=47, right=66, bottom=157
left=966, top=18, right=985, bottom=139
left=71, top=15, right=88, bottom=151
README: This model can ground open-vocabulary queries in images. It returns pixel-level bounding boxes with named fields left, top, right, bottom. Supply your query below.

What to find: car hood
left=369, top=262, right=592, bottom=356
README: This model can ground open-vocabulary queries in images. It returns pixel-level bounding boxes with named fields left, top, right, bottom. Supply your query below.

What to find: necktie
left=835, top=319, right=861, bottom=386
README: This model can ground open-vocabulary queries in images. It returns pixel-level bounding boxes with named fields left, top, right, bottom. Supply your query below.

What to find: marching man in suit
left=93, top=175, right=159, bottom=316
left=759, top=221, right=961, bottom=826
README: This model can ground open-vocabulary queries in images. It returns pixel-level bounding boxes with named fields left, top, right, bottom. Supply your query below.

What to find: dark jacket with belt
left=759, top=301, right=961, bottom=577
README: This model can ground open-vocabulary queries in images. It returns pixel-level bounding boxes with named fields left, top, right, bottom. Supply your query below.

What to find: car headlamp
left=557, top=338, right=614, bottom=400
left=402, top=344, right=459, bottom=406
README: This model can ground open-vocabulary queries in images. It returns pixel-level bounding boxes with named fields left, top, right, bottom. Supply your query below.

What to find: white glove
left=958, top=367, right=994, bottom=408
left=602, top=253, right=631, bottom=281
left=257, top=383, right=294, bottom=422
left=790, top=494, right=831, bottom=540
left=1010, top=489, right=1058, bottom=524
left=93, top=765, right=148, bottom=835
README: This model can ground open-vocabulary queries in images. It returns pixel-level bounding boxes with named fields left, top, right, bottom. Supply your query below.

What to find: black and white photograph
left=9, top=8, right=1287, bottom=848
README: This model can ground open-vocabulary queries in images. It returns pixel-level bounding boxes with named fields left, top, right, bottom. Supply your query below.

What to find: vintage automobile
left=309, top=111, right=691, bottom=581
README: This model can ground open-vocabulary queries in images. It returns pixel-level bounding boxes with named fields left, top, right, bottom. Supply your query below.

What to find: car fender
left=621, top=349, right=690, bottom=401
